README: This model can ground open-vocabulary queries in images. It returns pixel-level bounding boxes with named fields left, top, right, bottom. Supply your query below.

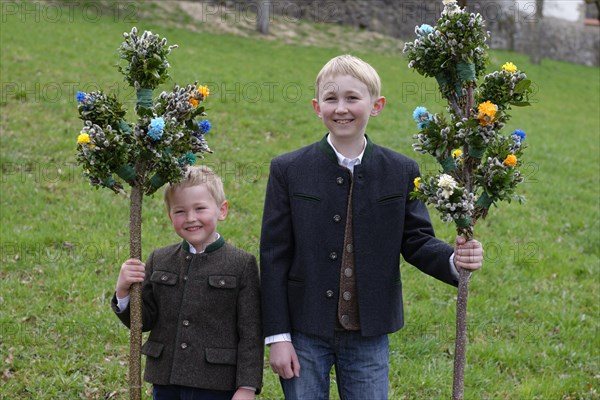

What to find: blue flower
left=197, top=119, right=212, bottom=135
left=511, top=129, right=526, bottom=142
left=417, top=24, right=434, bottom=36
left=76, top=91, right=86, bottom=103
left=147, top=117, right=165, bottom=140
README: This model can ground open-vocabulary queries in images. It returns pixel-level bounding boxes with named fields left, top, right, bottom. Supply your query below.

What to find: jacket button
left=344, top=268, right=353, bottom=277
left=329, top=252, right=338, bottom=260
left=326, top=290, right=334, bottom=298
left=341, top=315, right=350, bottom=324
left=333, top=214, right=342, bottom=223
left=182, top=320, right=190, bottom=327
left=160, top=275, right=168, bottom=281
left=346, top=243, right=354, bottom=253
left=336, top=177, right=344, bottom=185
left=180, top=343, right=188, bottom=349
left=343, top=291, right=352, bottom=301
left=186, top=255, right=192, bottom=260
left=219, top=279, right=226, bottom=286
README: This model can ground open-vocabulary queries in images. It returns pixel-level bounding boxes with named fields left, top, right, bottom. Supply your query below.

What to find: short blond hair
left=164, top=165, right=226, bottom=210
left=315, top=54, right=382, bottom=99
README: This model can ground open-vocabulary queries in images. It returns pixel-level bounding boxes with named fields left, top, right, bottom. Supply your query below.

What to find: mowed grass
left=1, top=1, right=599, bottom=399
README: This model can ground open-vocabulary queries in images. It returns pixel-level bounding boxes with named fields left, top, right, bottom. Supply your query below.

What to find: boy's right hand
left=115, top=259, right=145, bottom=299
left=269, top=341, right=301, bottom=379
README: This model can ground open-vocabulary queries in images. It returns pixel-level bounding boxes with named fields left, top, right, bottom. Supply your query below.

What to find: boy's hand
left=454, top=236, right=484, bottom=271
left=116, top=259, right=145, bottom=298
left=232, top=387, right=255, bottom=400
left=269, top=341, right=301, bottom=379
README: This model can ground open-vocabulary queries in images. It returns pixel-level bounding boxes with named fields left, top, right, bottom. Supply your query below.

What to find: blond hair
left=315, top=54, right=382, bottom=99
left=164, top=165, right=226, bottom=210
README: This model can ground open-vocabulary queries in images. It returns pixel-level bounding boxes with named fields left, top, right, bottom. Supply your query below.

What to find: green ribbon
left=455, top=217, right=472, bottom=228
left=468, top=146, right=486, bottom=159
left=114, top=164, right=136, bottom=183
left=118, top=119, right=131, bottom=134
left=475, top=192, right=495, bottom=209
left=136, top=88, right=153, bottom=109
left=147, top=173, right=168, bottom=195
left=440, top=157, right=457, bottom=172
left=457, top=62, right=476, bottom=82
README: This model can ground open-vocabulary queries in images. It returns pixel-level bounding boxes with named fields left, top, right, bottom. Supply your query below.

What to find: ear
left=312, top=98, right=322, bottom=118
left=218, top=200, right=229, bottom=221
left=167, top=211, right=173, bottom=223
left=370, top=96, right=386, bottom=117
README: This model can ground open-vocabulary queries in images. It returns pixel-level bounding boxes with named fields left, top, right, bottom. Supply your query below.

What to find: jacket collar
left=318, top=133, right=374, bottom=164
left=181, top=235, right=225, bottom=254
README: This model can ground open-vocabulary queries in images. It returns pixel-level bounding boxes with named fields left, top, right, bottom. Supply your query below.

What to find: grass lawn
left=1, top=1, right=598, bottom=399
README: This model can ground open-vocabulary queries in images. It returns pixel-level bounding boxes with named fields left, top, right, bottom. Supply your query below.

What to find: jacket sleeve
left=110, top=251, right=160, bottom=331
left=260, top=159, right=295, bottom=337
left=235, top=254, right=264, bottom=393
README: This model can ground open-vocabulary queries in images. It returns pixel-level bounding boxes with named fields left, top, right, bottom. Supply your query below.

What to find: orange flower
left=503, top=154, right=517, bottom=167
left=477, top=101, right=497, bottom=126
left=190, top=97, right=199, bottom=107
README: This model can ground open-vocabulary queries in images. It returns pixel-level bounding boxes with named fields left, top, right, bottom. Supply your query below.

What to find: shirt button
left=344, top=268, right=353, bottom=278
left=160, top=275, right=168, bottom=281
left=329, top=252, right=338, bottom=260
left=185, top=255, right=192, bottom=260
left=343, top=291, right=352, bottom=301
left=341, top=315, right=350, bottom=324
left=181, top=343, right=188, bottom=349
left=336, top=177, right=344, bottom=185
left=346, top=243, right=354, bottom=253
left=182, top=320, right=190, bottom=327
left=333, top=214, right=342, bottom=223
left=183, top=276, right=188, bottom=281
left=326, top=290, right=334, bottom=298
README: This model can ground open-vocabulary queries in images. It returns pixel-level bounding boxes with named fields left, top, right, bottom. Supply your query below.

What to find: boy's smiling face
left=312, top=74, right=385, bottom=142
left=168, top=184, right=228, bottom=252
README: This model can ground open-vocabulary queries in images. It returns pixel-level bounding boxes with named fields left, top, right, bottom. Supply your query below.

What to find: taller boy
left=260, top=54, right=484, bottom=399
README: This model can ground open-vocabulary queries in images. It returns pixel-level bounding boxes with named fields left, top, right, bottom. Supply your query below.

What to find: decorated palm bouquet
left=403, top=1, right=533, bottom=398
left=74, top=27, right=214, bottom=399
left=76, top=27, right=213, bottom=196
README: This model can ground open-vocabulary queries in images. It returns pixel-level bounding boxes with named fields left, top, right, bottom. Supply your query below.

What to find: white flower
left=442, top=0, right=463, bottom=17
left=438, top=174, right=458, bottom=198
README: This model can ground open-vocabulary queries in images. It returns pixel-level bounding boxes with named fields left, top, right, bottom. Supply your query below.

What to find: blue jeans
left=280, top=330, right=389, bottom=400
left=153, top=384, right=235, bottom=400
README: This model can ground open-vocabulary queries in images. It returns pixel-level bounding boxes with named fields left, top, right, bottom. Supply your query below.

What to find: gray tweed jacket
left=112, top=236, right=263, bottom=393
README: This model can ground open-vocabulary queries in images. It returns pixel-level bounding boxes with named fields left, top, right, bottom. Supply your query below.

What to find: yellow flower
left=414, top=177, right=421, bottom=191
left=190, top=97, right=199, bottom=107
left=502, top=62, right=517, bottom=73
left=451, top=149, right=463, bottom=159
left=198, top=85, right=210, bottom=98
left=503, top=154, right=517, bottom=167
left=77, top=132, right=90, bottom=145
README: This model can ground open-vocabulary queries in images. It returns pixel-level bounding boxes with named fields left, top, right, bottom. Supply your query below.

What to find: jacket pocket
left=208, top=275, right=237, bottom=289
left=376, top=193, right=404, bottom=205
left=205, top=348, right=237, bottom=365
left=292, top=193, right=321, bottom=202
left=141, top=340, right=164, bottom=358
left=150, top=270, right=178, bottom=286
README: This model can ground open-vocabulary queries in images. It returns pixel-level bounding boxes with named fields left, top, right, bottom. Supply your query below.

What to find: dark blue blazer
left=260, top=135, right=457, bottom=338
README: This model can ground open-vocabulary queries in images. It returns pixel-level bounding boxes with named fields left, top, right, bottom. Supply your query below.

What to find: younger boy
left=260, top=55, right=484, bottom=399
left=113, top=165, right=263, bottom=400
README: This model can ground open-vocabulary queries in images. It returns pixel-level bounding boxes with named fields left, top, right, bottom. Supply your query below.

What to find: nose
left=335, top=101, right=348, bottom=113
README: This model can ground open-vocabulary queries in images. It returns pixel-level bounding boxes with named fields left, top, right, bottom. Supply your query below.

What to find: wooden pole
left=128, top=163, right=144, bottom=400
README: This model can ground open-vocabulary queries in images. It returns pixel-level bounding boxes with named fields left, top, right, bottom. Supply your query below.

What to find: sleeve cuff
left=116, top=294, right=130, bottom=313
left=265, top=332, right=292, bottom=345
left=449, top=253, right=459, bottom=281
